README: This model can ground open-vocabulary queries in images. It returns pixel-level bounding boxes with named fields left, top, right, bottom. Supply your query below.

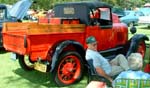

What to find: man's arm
left=96, top=67, right=113, bottom=83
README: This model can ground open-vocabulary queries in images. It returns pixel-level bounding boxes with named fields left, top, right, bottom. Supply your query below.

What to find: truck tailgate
left=3, top=31, right=27, bottom=54
left=2, top=22, right=33, bottom=54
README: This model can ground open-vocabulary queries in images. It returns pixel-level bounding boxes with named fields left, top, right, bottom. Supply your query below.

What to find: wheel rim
left=137, top=42, right=146, bottom=58
left=129, top=22, right=134, bottom=27
left=57, top=55, right=81, bottom=84
left=23, top=56, right=34, bottom=68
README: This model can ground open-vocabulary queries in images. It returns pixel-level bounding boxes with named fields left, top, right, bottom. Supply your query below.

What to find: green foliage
left=0, top=0, right=18, bottom=4
left=101, top=0, right=144, bottom=9
left=0, top=0, right=150, bottom=10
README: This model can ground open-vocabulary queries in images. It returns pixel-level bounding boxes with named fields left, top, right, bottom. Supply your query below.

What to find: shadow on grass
left=12, top=68, right=58, bottom=88
left=11, top=68, right=88, bottom=88
left=138, top=26, right=150, bottom=30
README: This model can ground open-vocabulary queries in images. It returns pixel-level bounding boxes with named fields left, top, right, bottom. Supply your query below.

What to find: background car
left=112, top=7, right=125, bottom=18
left=120, top=10, right=139, bottom=27
left=138, top=7, right=150, bottom=28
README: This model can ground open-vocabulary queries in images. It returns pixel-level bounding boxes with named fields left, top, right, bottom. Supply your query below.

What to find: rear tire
left=18, top=55, right=34, bottom=71
left=53, top=51, right=84, bottom=86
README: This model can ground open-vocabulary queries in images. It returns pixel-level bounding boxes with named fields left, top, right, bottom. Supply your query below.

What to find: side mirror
left=130, top=26, right=137, bottom=34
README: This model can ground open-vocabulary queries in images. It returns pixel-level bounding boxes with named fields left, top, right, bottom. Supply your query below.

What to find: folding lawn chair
left=85, top=59, right=111, bottom=87
left=113, top=78, right=150, bottom=88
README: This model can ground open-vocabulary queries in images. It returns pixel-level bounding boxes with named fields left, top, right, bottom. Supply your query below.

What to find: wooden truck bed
left=2, top=22, right=85, bottom=61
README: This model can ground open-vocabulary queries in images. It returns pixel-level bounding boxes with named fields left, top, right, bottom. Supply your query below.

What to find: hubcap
left=62, top=63, right=74, bottom=75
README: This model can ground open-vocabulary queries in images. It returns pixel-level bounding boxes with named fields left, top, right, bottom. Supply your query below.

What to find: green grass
left=129, top=25, right=150, bottom=44
left=0, top=25, right=150, bottom=88
left=0, top=51, right=87, bottom=88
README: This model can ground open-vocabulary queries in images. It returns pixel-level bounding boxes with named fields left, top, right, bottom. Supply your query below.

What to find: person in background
left=113, top=53, right=150, bottom=80
left=85, top=36, right=129, bottom=83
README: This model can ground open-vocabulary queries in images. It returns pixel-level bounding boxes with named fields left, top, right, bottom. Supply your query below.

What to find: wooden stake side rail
left=2, top=22, right=85, bottom=34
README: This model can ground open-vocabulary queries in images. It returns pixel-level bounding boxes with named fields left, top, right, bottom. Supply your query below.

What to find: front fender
left=126, top=34, right=149, bottom=57
left=50, top=40, right=85, bottom=72
left=130, top=34, right=149, bottom=42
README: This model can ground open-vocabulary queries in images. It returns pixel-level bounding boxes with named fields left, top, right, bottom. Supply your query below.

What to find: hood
left=9, top=0, right=33, bottom=20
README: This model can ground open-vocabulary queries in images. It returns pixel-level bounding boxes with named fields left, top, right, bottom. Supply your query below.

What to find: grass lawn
left=0, top=25, right=150, bottom=88
left=129, top=25, right=150, bottom=44
left=0, top=50, right=88, bottom=88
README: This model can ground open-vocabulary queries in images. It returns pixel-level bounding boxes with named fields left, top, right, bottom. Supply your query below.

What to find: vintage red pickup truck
left=2, top=1, right=149, bottom=86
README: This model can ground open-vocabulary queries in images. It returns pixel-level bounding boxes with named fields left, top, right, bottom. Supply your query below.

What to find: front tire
left=126, top=41, right=146, bottom=58
left=137, top=41, right=146, bottom=58
left=53, top=51, right=84, bottom=86
left=18, top=55, right=34, bottom=71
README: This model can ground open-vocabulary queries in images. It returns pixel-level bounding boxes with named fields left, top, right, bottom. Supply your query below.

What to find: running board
left=98, top=46, right=123, bottom=60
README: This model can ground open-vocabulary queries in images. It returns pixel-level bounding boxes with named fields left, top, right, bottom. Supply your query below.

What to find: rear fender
left=126, top=34, right=149, bottom=57
left=50, top=40, right=85, bottom=72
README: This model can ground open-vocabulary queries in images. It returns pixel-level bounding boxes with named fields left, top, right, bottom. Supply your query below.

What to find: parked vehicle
left=138, top=7, right=150, bottom=28
left=0, top=0, right=33, bottom=48
left=0, top=5, right=17, bottom=47
left=112, top=7, right=125, bottom=18
left=2, top=1, right=149, bottom=86
left=120, top=11, right=139, bottom=27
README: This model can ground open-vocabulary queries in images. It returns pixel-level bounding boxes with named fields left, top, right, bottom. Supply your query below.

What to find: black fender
left=126, top=34, right=149, bottom=57
left=50, top=40, right=85, bottom=72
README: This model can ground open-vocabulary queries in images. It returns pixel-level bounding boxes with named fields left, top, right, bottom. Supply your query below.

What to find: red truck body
left=3, top=21, right=127, bottom=62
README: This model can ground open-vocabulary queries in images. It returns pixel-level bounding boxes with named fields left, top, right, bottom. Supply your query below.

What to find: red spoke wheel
left=53, top=51, right=83, bottom=86
left=137, top=41, right=146, bottom=58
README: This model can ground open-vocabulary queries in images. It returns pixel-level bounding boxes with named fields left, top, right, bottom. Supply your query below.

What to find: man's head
left=128, top=53, right=143, bottom=71
left=86, top=36, right=97, bottom=51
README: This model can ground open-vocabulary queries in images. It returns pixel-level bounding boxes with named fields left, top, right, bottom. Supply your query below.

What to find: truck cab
left=52, top=1, right=128, bottom=58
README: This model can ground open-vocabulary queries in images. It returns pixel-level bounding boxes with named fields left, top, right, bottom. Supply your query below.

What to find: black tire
left=18, top=55, right=34, bottom=71
left=53, top=51, right=84, bottom=86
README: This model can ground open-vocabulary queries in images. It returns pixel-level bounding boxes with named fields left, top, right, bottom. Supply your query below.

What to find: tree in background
left=101, top=0, right=144, bottom=10
left=0, top=0, right=18, bottom=4
left=0, top=0, right=150, bottom=10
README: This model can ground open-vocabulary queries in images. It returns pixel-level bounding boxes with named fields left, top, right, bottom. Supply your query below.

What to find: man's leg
left=109, top=54, right=129, bottom=76
left=109, top=66, right=123, bottom=76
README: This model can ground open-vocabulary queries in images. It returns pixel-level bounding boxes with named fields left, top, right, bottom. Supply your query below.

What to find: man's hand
left=96, top=67, right=113, bottom=83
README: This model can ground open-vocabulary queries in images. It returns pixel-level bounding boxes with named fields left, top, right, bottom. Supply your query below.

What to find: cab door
left=86, top=7, right=115, bottom=51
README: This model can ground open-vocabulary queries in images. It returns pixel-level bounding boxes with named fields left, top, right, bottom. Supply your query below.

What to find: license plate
left=34, top=62, right=47, bottom=72
left=10, top=53, right=17, bottom=61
